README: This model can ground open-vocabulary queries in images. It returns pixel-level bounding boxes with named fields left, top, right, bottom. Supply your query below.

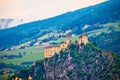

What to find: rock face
left=11, top=43, right=120, bottom=80
left=43, top=43, right=120, bottom=80
left=44, top=53, right=73, bottom=80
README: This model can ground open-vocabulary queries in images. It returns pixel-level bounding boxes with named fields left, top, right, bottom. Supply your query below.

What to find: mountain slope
left=0, top=0, right=120, bottom=49
left=10, top=43, right=120, bottom=80
left=90, top=31, right=120, bottom=56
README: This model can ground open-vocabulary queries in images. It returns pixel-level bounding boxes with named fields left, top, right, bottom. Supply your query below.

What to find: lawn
left=0, top=46, right=44, bottom=65
left=55, top=38, right=66, bottom=43
left=39, top=34, right=49, bottom=40
left=102, top=21, right=120, bottom=31
left=87, top=21, right=120, bottom=37
left=54, top=36, right=79, bottom=44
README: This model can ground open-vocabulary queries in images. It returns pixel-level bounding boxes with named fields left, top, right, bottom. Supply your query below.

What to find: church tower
left=66, top=34, right=71, bottom=45
left=78, top=33, right=89, bottom=45
left=82, top=33, right=89, bottom=44
left=78, top=36, right=82, bottom=44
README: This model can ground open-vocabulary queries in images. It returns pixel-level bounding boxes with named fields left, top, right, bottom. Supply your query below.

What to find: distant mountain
left=0, top=0, right=120, bottom=52
left=0, top=19, right=24, bottom=29
left=10, top=43, right=120, bottom=80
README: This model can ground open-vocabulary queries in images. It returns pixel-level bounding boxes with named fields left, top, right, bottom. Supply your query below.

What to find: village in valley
left=1, top=30, right=73, bottom=51
left=0, top=29, right=88, bottom=63
left=0, top=30, right=89, bottom=65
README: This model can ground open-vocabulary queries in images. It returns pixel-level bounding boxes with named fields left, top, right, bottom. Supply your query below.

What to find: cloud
left=0, top=0, right=26, bottom=18
left=0, top=0, right=107, bottom=22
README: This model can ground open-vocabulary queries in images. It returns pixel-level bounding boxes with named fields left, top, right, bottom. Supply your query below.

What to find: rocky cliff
left=44, top=43, right=120, bottom=80
left=10, top=43, right=120, bottom=80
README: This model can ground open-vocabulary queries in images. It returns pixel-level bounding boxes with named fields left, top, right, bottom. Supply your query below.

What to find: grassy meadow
left=0, top=46, right=44, bottom=65
left=0, top=21, right=119, bottom=66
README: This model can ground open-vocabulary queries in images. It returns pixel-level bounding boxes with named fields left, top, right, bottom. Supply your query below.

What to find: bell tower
left=78, top=36, right=82, bottom=44
left=66, top=34, right=71, bottom=45
left=82, top=33, right=88, bottom=44
left=78, top=33, right=89, bottom=45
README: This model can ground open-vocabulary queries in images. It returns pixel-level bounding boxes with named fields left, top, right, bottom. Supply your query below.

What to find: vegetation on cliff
left=90, top=31, right=120, bottom=56
left=9, top=43, right=120, bottom=80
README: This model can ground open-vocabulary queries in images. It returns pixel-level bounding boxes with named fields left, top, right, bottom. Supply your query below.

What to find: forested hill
left=10, top=43, right=120, bottom=80
left=0, top=0, right=120, bottom=49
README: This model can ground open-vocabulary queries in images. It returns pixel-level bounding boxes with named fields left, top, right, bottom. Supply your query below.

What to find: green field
left=54, top=22, right=120, bottom=43
left=0, top=46, right=44, bottom=65
left=87, top=21, right=120, bottom=37
left=0, top=21, right=119, bottom=66
left=54, top=36, right=79, bottom=44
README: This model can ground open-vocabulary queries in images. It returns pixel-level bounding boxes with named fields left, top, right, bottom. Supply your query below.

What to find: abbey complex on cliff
left=44, top=33, right=89, bottom=58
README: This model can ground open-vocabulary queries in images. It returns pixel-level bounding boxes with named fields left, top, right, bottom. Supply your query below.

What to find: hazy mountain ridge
left=0, top=19, right=24, bottom=29
left=10, top=43, right=120, bottom=80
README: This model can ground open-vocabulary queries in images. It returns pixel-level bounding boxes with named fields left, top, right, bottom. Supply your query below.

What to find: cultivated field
left=0, top=46, right=44, bottom=65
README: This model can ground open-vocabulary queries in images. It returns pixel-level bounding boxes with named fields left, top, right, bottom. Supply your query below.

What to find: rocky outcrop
left=44, top=43, right=120, bottom=80
left=10, top=43, right=120, bottom=80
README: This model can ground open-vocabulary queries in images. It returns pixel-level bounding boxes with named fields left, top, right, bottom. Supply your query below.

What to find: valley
left=0, top=0, right=120, bottom=79
left=0, top=21, right=119, bottom=72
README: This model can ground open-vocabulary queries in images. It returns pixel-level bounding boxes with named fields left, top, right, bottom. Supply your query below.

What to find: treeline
left=90, top=31, right=120, bottom=56
left=0, top=62, right=22, bottom=75
left=9, top=43, right=120, bottom=80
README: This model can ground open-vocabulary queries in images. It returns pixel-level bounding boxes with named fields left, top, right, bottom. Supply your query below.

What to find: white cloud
left=0, top=0, right=107, bottom=22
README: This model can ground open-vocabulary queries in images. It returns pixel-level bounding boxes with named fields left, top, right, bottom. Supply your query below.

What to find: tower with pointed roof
left=78, top=33, right=89, bottom=45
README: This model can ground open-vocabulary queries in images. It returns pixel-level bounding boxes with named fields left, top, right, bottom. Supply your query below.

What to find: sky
left=0, top=0, right=107, bottom=22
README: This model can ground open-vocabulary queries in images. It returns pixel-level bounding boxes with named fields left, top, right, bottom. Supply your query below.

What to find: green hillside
left=0, top=0, right=120, bottom=79
left=9, top=43, right=120, bottom=80
left=0, top=0, right=120, bottom=49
